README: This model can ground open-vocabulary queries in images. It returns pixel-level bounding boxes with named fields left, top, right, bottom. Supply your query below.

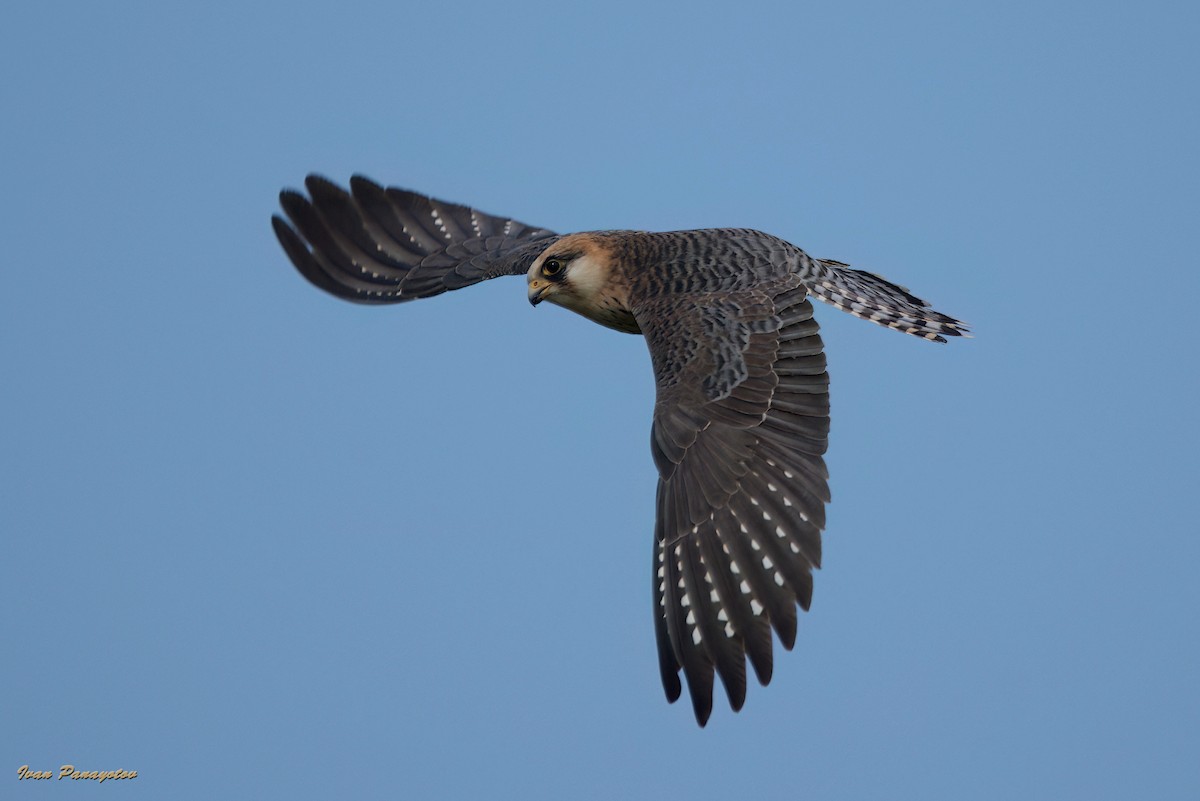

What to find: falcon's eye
left=543, top=258, right=564, bottom=277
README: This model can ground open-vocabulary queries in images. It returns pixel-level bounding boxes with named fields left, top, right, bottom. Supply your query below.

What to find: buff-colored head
left=526, top=233, right=640, bottom=334
left=527, top=235, right=606, bottom=306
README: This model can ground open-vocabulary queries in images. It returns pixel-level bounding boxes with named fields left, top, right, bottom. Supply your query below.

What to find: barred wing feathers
left=635, top=278, right=830, bottom=726
left=272, top=175, right=559, bottom=304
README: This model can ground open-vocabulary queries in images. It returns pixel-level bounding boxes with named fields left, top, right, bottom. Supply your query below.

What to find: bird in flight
left=272, top=174, right=968, bottom=726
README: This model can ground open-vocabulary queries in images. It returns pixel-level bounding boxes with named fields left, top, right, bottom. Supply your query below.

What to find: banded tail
left=805, top=258, right=969, bottom=342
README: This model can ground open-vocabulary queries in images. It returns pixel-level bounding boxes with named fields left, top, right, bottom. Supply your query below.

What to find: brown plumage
left=273, top=174, right=968, bottom=726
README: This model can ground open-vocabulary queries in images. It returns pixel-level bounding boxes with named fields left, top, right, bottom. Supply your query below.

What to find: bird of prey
left=272, top=174, right=967, bottom=726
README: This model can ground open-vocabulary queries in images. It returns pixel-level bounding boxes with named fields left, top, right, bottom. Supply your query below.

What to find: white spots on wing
left=664, top=541, right=704, bottom=648
left=722, top=543, right=732, bottom=555
left=762, top=556, right=774, bottom=570
left=725, top=622, right=736, bottom=638
left=767, top=483, right=777, bottom=492
left=783, top=470, right=794, bottom=479
left=775, top=526, right=786, bottom=538
left=673, top=545, right=686, bottom=592
left=429, top=209, right=451, bottom=240
left=783, top=497, right=792, bottom=507
left=750, top=498, right=760, bottom=507
left=774, top=571, right=786, bottom=587
left=762, top=511, right=772, bottom=522
left=656, top=543, right=667, bottom=602
left=751, top=599, right=764, bottom=616
left=790, top=542, right=801, bottom=554
left=740, top=580, right=751, bottom=595
left=702, top=564, right=719, bottom=605
left=717, top=609, right=728, bottom=622
left=750, top=539, right=761, bottom=552
left=730, top=561, right=741, bottom=575
left=503, top=219, right=513, bottom=235
left=739, top=523, right=749, bottom=534
left=469, top=210, right=481, bottom=236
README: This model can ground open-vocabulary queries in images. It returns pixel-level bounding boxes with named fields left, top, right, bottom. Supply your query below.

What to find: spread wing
left=634, top=270, right=831, bottom=726
left=272, top=175, right=559, bottom=304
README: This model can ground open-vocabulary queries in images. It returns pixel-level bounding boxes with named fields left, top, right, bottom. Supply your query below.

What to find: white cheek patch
left=564, top=253, right=608, bottom=300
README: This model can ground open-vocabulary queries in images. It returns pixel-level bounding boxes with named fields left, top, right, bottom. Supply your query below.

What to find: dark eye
left=543, top=258, right=564, bottom=277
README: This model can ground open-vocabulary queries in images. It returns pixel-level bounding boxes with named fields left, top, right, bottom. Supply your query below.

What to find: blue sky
left=3, top=0, right=1197, bottom=798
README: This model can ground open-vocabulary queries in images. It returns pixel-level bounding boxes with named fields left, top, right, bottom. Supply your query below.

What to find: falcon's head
left=527, top=234, right=640, bottom=334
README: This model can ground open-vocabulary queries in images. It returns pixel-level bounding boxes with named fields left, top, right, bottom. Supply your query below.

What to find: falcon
left=272, top=174, right=968, bottom=726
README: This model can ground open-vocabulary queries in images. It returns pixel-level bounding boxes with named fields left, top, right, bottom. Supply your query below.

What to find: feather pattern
left=272, top=175, right=559, bottom=304
left=271, top=175, right=969, bottom=727
left=621, top=231, right=836, bottom=724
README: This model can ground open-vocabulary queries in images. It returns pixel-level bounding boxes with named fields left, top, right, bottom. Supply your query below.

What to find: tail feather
left=805, top=258, right=969, bottom=343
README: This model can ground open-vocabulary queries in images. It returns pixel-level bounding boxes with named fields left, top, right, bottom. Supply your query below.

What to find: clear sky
left=3, top=1, right=1197, bottom=798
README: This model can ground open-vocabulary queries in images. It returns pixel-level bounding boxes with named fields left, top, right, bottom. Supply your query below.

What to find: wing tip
left=687, top=682, right=714, bottom=727
left=662, top=672, right=682, bottom=704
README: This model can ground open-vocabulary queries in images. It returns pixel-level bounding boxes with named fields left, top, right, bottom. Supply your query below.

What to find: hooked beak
left=528, top=280, right=549, bottom=307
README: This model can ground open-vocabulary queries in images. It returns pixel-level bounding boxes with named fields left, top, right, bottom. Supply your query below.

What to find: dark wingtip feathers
left=270, top=174, right=558, bottom=305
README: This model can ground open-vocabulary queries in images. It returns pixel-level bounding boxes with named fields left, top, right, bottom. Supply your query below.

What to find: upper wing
left=272, top=175, right=559, bottom=304
left=635, top=275, right=831, bottom=726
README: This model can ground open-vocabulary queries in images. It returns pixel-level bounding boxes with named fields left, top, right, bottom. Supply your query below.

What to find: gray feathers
left=804, top=258, right=969, bottom=342
left=636, top=276, right=831, bottom=725
left=273, top=175, right=558, bottom=304
left=272, top=175, right=968, bottom=727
